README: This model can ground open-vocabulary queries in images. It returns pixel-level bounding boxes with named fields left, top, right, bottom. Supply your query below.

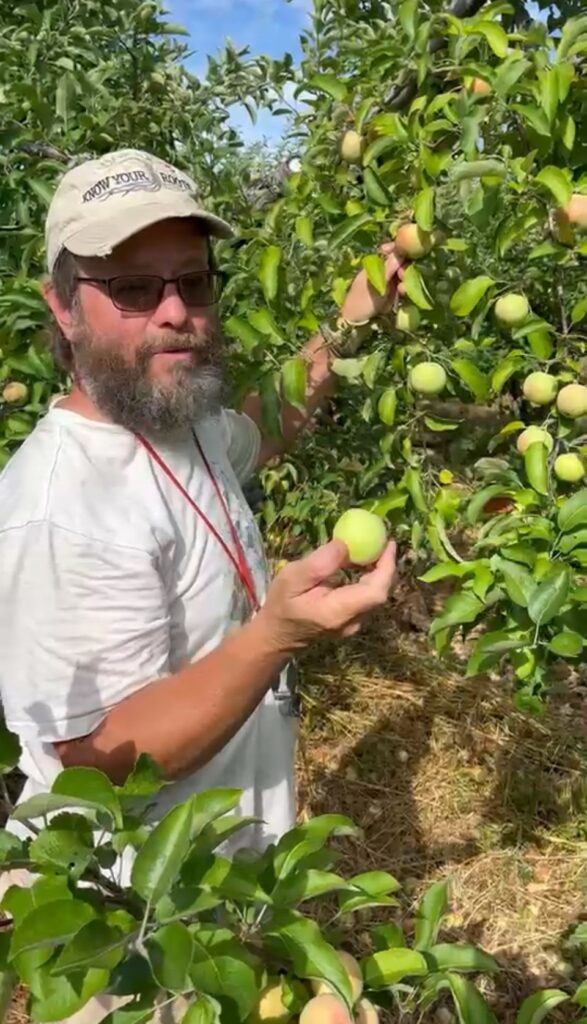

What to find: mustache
left=139, top=328, right=224, bottom=362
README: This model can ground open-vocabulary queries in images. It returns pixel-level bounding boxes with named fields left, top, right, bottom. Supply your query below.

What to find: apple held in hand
left=333, top=509, right=388, bottom=566
left=394, top=222, right=432, bottom=259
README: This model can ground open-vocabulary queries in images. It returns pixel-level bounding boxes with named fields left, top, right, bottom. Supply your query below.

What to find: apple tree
left=215, top=0, right=587, bottom=709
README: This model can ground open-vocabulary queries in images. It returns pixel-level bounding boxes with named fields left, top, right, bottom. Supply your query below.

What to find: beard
left=71, top=322, right=227, bottom=434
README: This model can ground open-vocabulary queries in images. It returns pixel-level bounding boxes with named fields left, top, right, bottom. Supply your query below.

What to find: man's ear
left=42, top=276, right=77, bottom=341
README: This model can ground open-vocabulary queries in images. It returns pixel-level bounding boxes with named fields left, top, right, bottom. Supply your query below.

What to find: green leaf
left=548, top=631, right=583, bottom=657
left=496, top=559, right=535, bottom=608
left=414, top=879, right=449, bottom=949
left=295, top=217, right=313, bottom=247
left=281, top=357, right=306, bottom=413
left=430, top=592, right=484, bottom=636
left=249, top=308, right=284, bottom=341
left=10, top=900, right=95, bottom=961
left=330, top=213, right=374, bottom=249
left=419, top=562, right=476, bottom=583
left=361, top=948, right=427, bottom=988
left=272, top=869, right=348, bottom=907
left=29, top=828, right=93, bottom=879
left=466, top=485, right=512, bottom=525
left=528, top=566, right=571, bottom=626
left=371, top=923, right=406, bottom=950
left=426, top=943, right=499, bottom=973
left=362, top=254, right=386, bottom=296
left=181, top=995, right=221, bottom=1024
left=52, top=921, right=127, bottom=976
left=451, top=359, right=489, bottom=400
left=363, top=167, right=390, bottom=206
left=0, top=724, right=21, bottom=774
left=272, top=815, right=356, bottom=880
left=414, top=187, right=434, bottom=232
left=448, top=973, right=498, bottom=1023
left=558, top=489, right=587, bottom=532
left=538, top=69, right=559, bottom=123
left=511, top=104, right=551, bottom=137
left=571, top=297, right=587, bottom=324
left=52, top=768, right=122, bottom=828
left=307, top=74, right=348, bottom=102
left=474, top=21, right=508, bottom=58
left=404, top=467, right=427, bottom=512
left=264, top=911, right=353, bottom=1007
left=451, top=161, right=506, bottom=183
left=516, top=989, right=569, bottom=1024
left=399, top=0, right=418, bottom=40
left=131, top=801, right=193, bottom=905
left=402, top=265, right=433, bottom=310
left=450, top=276, right=494, bottom=317
left=535, top=167, right=572, bottom=208
left=258, top=245, right=281, bottom=304
left=524, top=442, right=549, bottom=496
left=377, top=388, right=397, bottom=426
left=225, top=316, right=263, bottom=354
left=348, top=871, right=400, bottom=897
left=494, top=56, right=530, bottom=98
left=147, top=922, right=193, bottom=993
left=30, top=966, right=109, bottom=1022
left=55, top=72, right=76, bottom=123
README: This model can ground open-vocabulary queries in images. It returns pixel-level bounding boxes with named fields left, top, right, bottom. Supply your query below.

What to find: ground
left=298, top=582, right=587, bottom=1023
left=6, top=581, right=587, bottom=1024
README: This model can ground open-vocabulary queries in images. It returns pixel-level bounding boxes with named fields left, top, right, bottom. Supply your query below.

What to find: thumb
left=289, top=540, right=349, bottom=594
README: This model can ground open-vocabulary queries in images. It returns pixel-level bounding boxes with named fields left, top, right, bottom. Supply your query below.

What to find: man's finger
left=286, top=540, right=350, bottom=594
left=325, top=541, right=397, bottom=623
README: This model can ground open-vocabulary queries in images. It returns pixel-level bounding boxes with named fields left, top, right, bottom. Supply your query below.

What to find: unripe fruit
left=553, top=208, right=576, bottom=247
left=312, top=951, right=363, bottom=1004
left=565, top=194, right=587, bottom=229
left=377, top=388, right=397, bottom=426
left=2, top=382, right=28, bottom=404
left=340, top=131, right=364, bottom=164
left=494, top=293, right=530, bottom=327
left=408, top=362, right=447, bottom=396
left=554, top=453, right=585, bottom=483
left=556, top=383, right=587, bottom=419
left=254, top=981, right=292, bottom=1023
left=523, top=372, right=558, bottom=406
left=355, top=1000, right=379, bottom=1024
left=516, top=426, right=553, bottom=455
left=471, top=77, right=491, bottom=96
left=300, top=996, right=352, bottom=1024
left=394, top=223, right=432, bottom=259
left=333, top=510, right=388, bottom=568
left=395, top=305, right=421, bottom=333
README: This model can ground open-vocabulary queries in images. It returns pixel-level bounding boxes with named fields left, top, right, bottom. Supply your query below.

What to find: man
left=0, top=148, right=399, bottom=863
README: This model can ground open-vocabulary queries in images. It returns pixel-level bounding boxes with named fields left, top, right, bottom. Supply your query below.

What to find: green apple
left=554, top=453, right=585, bottom=482
left=556, top=383, right=587, bottom=419
left=494, top=293, right=530, bottom=327
left=523, top=371, right=558, bottom=406
left=333, top=508, right=388, bottom=566
left=516, top=426, right=554, bottom=455
left=408, top=362, right=447, bottom=395
left=395, top=305, right=421, bottom=333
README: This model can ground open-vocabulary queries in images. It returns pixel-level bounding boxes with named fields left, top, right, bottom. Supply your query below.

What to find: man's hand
left=256, top=539, right=397, bottom=653
left=340, top=242, right=406, bottom=327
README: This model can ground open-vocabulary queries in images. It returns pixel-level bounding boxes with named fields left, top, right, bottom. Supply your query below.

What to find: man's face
left=53, top=218, right=226, bottom=433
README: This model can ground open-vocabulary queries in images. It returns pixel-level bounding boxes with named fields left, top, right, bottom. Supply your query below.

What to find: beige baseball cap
left=45, top=148, right=234, bottom=272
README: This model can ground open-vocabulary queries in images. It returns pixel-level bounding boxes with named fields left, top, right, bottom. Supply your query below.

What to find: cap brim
left=61, top=197, right=234, bottom=263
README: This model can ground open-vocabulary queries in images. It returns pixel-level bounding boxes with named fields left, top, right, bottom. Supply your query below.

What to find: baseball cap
left=45, top=148, right=234, bottom=272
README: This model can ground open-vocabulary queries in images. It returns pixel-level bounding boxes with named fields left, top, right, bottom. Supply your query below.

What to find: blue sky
left=166, top=0, right=312, bottom=145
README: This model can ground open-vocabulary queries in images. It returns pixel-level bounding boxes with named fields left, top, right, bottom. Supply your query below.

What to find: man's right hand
left=257, top=539, right=396, bottom=653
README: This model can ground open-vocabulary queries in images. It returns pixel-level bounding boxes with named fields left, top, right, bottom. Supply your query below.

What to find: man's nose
left=152, top=282, right=189, bottom=329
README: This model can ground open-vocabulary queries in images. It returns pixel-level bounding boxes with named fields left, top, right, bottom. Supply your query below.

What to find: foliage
left=0, top=725, right=503, bottom=1024
left=2, top=0, right=587, bottom=719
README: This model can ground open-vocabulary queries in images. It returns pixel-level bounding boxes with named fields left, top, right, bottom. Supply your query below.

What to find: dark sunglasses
left=74, top=271, right=223, bottom=313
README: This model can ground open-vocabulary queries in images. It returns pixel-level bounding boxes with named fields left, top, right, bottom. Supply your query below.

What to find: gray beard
left=72, top=327, right=227, bottom=434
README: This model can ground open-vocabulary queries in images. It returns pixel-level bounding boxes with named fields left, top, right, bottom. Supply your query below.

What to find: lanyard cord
left=135, top=431, right=260, bottom=614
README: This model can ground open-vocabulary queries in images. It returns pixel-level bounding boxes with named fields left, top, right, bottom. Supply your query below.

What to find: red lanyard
left=135, top=431, right=260, bottom=614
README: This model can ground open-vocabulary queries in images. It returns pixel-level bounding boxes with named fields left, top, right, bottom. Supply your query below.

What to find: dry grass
left=297, top=601, right=587, bottom=1023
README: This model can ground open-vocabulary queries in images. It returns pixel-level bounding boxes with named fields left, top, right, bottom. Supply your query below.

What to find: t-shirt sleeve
left=220, top=409, right=262, bottom=485
left=0, top=521, right=171, bottom=744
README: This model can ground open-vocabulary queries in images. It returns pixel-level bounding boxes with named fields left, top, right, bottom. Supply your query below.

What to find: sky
left=166, top=0, right=312, bottom=145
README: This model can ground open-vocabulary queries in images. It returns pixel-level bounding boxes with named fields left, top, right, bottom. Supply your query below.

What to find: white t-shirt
left=0, top=403, right=296, bottom=865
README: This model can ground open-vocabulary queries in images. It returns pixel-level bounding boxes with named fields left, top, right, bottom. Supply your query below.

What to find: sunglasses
left=74, top=271, right=223, bottom=313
